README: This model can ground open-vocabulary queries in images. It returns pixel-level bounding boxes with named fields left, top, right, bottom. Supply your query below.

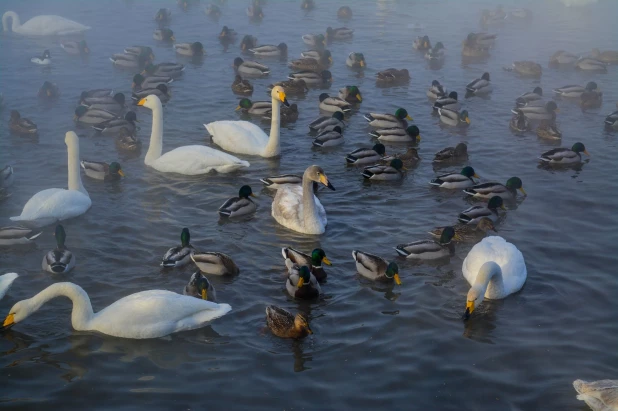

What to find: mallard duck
left=352, top=250, right=401, bottom=284
left=346, top=52, right=366, bottom=68
left=268, top=79, right=308, bottom=95
left=605, top=108, right=618, bottom=130
left=218, top=26, right=236, bottom=41
left=265, top=103, right=298, bottom=124
left=539, top=142, right=589, bottom=165
left=301, top=49, right=331, bottom=60
left=10, top=111, right=37, bottom=134
left=512, top=101, right=558, bottom=121
left=183, top=271, right=216, bottom=302
left=337, top=6, right=352, bottom=19
left=346, top=143, right=386, bottom=166
left=325, top=27, right=353, bottom=41
left=191, top=252, right=239, bottom=275
left=510, top=109, right=530, bottom=132
left=466, top=72, right=492, bottom=95
left=131, top=84, right=171, bottom=103
left=395, top=226, right=458, bottom=260
left=38, top=81, right=59, bottom=99
left=31, top=49, right=51, bottom=65
left=261, top=174, right=305, bottom=190
left=458, top=196, right=505, bottom=224
left=427, top=80, right=447, bottom=99
left=236, top=98, right=271, bottom=115
left=153, top=28, right=175, bottom=41
left=42, top=225, right=75, bottom=274
left=462, top=34, right=491, bottom=58
left=429, top=218, right=496, bottom=242
left=381, top=148, right=420, bottom=168
left=115, top=127, right=141, bottom=152
left=581, top=90, right=603, bottom=110
left=433, top=143, right=468, bottom=163
left=93, top=111, right=138, bottom=135
left=218, top=185, right=257, bottom=218
left=309, top=111, right=345, bottom=132
left=425, top=42, right=445, bottom=63
left=313, top=126, right=343, bottom=147
left=240, top=35, right=258, bottom=52
left=362, top=159, right=405, bottom=181
left=572, top=379, right=618, bottom=411
left=369, top=125, right=420, bottom=143
left=536, top=120, right=562, bottom=140
left=439, top=108, right=470, bottom=127
left=82, top=93, right=125, bottom=114
left=282, top=247, right=331, bottom=283
left=234, top=57, right=270, bottom=77
left=247, top=2, right=264, bottom=20
left=464, top=177, right=526, bottom=200
left=302, top=34, right=325, bottom=47
left=413, top=35, right=431, bottom=51
left=155, top=8, right=172, bottom=23
left=174, top=41, right=205, bottom=57
left=376, top=68, right=410, bottom=85
left=510, top=61, right=542, bottom=77
left=549, top=50, right=578, bottom=66
left=591, top=48, right=618, bottom=64
left=575, top=57, right=607, bottom=72
left=125, top=46, right=155, bottom=61
left=288, top=52, right=332, bottom=72
left=286, top=264, right=321, bottom=299
left=161, top=228, right=196, bottom=267
left=132, top=74, right=173, bottom=91
left=74, top=106, right=117, bottom=125
left=430, top=166, right=479, bottom=189
left=250, top=43, right=287, bottom=57
left=1, top=165, right=14, bottom=191
left=205, top=4, right=221, bottom=17
left=232, top=75, right=253, bottom=95
left=301, top=0, right=315, bottom=10
left=287, top=70, right=332, bottom=86
left=266, top=306, right=312, bottom=339
left=81, top=89, right=113, bottom=99
left=433, top=91, right=459, bottom=111
left=61, top=40, right=89, bottom=55
left=109, top=52, right=149, bottom=68
left=338, top=86, right=362, bottom=103
left=319, top=93, right=350, bottom=113
left=364, top=108, right=412, bottom=128
left=515, top=87, right=543, bottom=107
left=553, top=81, right=598, bottom=99
left=0, top=226, right=42, bottom=246
left=80, top=161, right=124, bottom=181
left=466, top=33, right=496, bottom=49
left=144, top=62, right=184, bottom=78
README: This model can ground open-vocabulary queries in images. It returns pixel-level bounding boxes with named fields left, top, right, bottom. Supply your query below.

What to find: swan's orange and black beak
left=278, top=91, right=290, bottom=107
left=2, top=313, right=15, bottom=330
left=137, top=98, right=147, bottom=106
left=319, top=174, right=335, bottom=191
left=463, top=301, right=474, bottom=320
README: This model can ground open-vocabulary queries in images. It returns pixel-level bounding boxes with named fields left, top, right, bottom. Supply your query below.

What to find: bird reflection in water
left=462, top=299, right=503, bottom=344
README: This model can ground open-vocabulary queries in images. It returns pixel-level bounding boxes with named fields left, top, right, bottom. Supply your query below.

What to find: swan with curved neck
left=462, top=236, right=527, bottom=319
left=204, top=86, right=290, bottom=158
left=271, top=165, right=335, bottom=234
left=10, top=132, right=91, bottom=226
left=2, top=11, right=90, bottom=36
left=137, top=95, right=249, bottom=175
left=1, top=282, right=232, bottom=339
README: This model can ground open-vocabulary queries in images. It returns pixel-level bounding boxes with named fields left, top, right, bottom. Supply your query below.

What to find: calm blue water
left=1, top=0, right=617, bottom=409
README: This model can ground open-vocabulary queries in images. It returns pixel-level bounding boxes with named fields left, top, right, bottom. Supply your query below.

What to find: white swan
left=272, top=165, right=335, bottom=235
left=2, top=11, right=90, bottom=36
left=204, top=86, right=289, bottom=158
left=10, top=132, right=91, bottom=227
left=1, top=282, right=231, bottom=339
left=137, top=95, right=249, bottom=175
left=0, top=273, right=18, bottom=300
left=462, top=236, right=527, bottom=318
left=573, top=379, right=618, bottom=411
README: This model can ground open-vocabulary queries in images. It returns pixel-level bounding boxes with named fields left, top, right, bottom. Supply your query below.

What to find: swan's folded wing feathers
left=154, top=146, right=249, bottom=175
left=0, top=273, right=18, bottom=300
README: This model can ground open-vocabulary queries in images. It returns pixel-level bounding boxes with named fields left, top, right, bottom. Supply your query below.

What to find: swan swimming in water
left=2, top=11, right=90, bottom=36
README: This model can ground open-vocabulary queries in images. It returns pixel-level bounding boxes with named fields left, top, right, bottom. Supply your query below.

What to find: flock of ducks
left=1, top=2, right=617, bottom=407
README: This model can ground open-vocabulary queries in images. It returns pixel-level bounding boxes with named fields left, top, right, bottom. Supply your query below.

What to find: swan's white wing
left=88, top=290, right=231, bottom=339
left=205, top=120, right=269, bottom=155
left=10, top=188, right=91, bottom=224
left=272, top=185, right=326, bottom=234
left=152, top=145, right=250, bottom=175
left=462, top=236, right=527, bottom=297
left=19, top=15, right=90, bottom=36
left=0, top=273, right=18, bottom=300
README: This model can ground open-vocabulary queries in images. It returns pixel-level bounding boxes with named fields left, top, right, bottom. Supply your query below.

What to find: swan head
left=464, top=261, right=501, bottom=320
left=137, top=94, right=162, bottom=110
left=65, top=131, right=79, bottom=147
left=2, top=300, right=31, bottom=330
left=270, top=86, right=290, bottom=107
left=305, top=165, right=335, bottom=191
left=294, top=313, right=312, bottom=334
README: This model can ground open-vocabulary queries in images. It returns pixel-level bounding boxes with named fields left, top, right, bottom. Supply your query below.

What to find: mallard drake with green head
left=9, top=111, right=37, bottom=134
left=42, top=225, right=75, bottom=274
left=236, top=98, right=271, bottom=115
left=282, top=247, right=332, bottom=283
left=346, top=143, right=386, bottom=166
left=364, top=108, right=412, bottom=128
left=429, top=218, right=496, bottom=243
left=191, top=252, right=240, bottom=275
left=80, top=161, right=124, bottom=181
left=433, top=143, right=467, bottom=163
left=218, top=185, right=257, bottom=218
left=464, top=177, right=526, bottom=200
left=352, top=250, right=401, bottom=284
left=286, top=264, right=321, bottom=299
left=369, top=125, right=421, bottom=143
left=439, top=108, right=470, bottom=127
left=346, top=52, right=366, bottom=68
left=266, top=306, right=312, bottom=339
left=553, top=81, right=598, bottom=99
left=362, top=159, right=405, bottom=181
left=0, top=226, right=41, bottom=246
left=429, top=166, right=479, bottom=189
left=338, top=86, right=362, bottom=103
left=184, top=271, right=216, bottom=302
left=161, top=228, right=195, bottom=267
left=539, top=142, right=589, bottom=165
left=458, top=196, right=505, bottom=224
left=395, top=227, right=459, bottom=260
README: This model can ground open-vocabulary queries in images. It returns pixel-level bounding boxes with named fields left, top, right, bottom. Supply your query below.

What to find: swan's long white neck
left=302, top=169, right=320, bottom=231
left=21, top=283, right=94, bottom=331
left=2, top=11, right=20, bottom=32
left=472, top=261, right=504, bottom=300
left=67, top=138, right=88, bottom=196
left=262, top=94, right=281, bottom=157
left=145, top=99, right=164, bottom=165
